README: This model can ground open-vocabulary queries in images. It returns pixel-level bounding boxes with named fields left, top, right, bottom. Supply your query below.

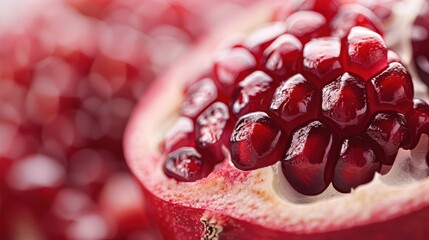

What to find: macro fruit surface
left=126, top=0, right=429, bottom=239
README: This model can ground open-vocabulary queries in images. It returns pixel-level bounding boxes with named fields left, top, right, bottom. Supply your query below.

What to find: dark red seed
left=264, top=34, right=303, bottom=77
left=295, top=0, right=341, bottom=20
left=366, top=112, right=410, bottom=165
left=163, top=147, right=213, bottom=182
left=195, top=102, right=231, bottom=163
left=302, top=37, right=342, bottom=86
left=345, top=26, right=387, bottom=80
left=285, top=11, right=328, bottom=43
left=369, top=62, right=413, bottom=113
left=270, top=74, right=318, bottom=132
left=244, top=22, right=287, bottom=57
left=231, top=71, right=274, bottom=117
left=333, top=138, right=381, bottom=193
left=281, top=121, right=340, bottom=195
left=213, top=47, right=256, bottom=96
left=180, top=78, right=217, bottom=119
left=230, top=112, right=286, bottom=170
left=331, top=4, right=384, bottom=38
left=322, top=72, right=368, bottom=137
left=415, top=55, right=429, bottom=86
left=162, top=117, right=195, bottom=153
left=412, top=0, right=429, bottom=86
left=405, top=99, right=429, bottom=149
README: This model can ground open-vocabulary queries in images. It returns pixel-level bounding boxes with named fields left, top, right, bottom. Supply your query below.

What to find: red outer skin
left=144, top=188, right=429, bottom=240
left=125, top=0, right=429, bottom=239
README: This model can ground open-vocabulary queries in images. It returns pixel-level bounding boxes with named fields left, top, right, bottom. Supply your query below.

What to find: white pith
left=125, top=0, right=429, bottom=233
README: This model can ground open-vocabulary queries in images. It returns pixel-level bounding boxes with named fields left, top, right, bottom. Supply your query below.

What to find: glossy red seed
left=322, top=72, right=368, bottom=137
left=412, top=0, right=429, bottom=86
left=345, top=26, right=387, bottom=80
left=162, top=117, right=195, bottom=153
left=303, top=37, right=342, bottom=86
left=366, top=112, right=410, bottom=165
left=213, top=48, right=256, bottom=96
left=295, top=0, right=341, bottom=20
left=263, top=34, right=303, bottom=77
left=285, top=11, right=328, bottom=43
left=405, top=99, right=429, bottom=149
left=230, top=112, right=286, bottom=170
left=195, top=102, right=231, bottom=163
left=369, top=62, right=413, bottom=113
left=270, top=74, right=318, bottom=132
left=333, top=138, right=381, bottom=193
left=231, top=71, right=274, bottom=117
left=244, top=22, right=287, bottom=57
left=282, top=121, right=339, bottom=195
left=415, top=55, right=429, bottom=86
left=331, top=4, right=384, bottom=38
left=163, top=147, right=212, bottom=182
left=180, top=78, right=217, bottom=119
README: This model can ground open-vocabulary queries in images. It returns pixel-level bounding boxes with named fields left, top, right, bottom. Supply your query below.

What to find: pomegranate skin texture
left=143, top=188, right=429, bottom=240
left=125, top=0, right=429, bottom=239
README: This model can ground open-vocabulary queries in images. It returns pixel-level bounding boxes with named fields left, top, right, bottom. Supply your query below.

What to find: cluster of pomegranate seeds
left=412, top=0, right=429, bottom=86
left=0, top=0, right=258, bottom=238
left=162, top=0, right=429, bottom=196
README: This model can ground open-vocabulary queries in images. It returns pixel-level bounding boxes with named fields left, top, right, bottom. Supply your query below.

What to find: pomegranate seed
left=333, top=137, right=381, bottom=193
left=270, top=74, right=318, bottom=132
left=405, top=99, right=429, bottom=149
left=366, top=112, right=410, bottom=165
left=231, top=71, right=274, bottom=117
left=295, top=0, right=340, bottom=20
left=285, top=11, right=328, bottom=43
left=213, top=48, right=256, bottom=96
left=369, top=62, right=413, bottom=113
left=345, top=26, right=387, bottom=80
left=180, top=78, right=218, bottom=119
left=331, top=4, right=384, bottom=38
left=163, top=147, right=212, bottom=182
left=322, top=72, right=369, bottom=137
left=282, top=121, right=340, bottom=195
left=263, top=34, right=302, bottom=77
left=303, top=37, right=342, bottom=86
left=195, top=102, right=231, bottom=163
left=162, top=117, right=195, bottom=153
left=244, top=22, right=287, bottom=56
left=412, top=1, right=429, bottom=86
left=230, top=112, right=286, bottom=170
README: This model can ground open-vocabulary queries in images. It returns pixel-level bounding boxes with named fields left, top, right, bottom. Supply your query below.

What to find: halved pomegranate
left=125, top=0, right=429, bottom=239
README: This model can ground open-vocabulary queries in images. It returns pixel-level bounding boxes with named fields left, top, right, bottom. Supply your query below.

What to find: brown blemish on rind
left=201, top=217, right=223, bottom=240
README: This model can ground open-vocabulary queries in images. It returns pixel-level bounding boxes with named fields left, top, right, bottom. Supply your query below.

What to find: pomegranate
left=125, top=0, right=429, bottom=239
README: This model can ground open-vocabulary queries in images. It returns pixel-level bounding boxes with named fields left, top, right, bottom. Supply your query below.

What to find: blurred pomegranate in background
left=0, top=0, right=257, bottom=239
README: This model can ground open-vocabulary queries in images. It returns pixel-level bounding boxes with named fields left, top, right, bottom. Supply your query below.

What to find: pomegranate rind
left=125, top=0, right=429, bottom=239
